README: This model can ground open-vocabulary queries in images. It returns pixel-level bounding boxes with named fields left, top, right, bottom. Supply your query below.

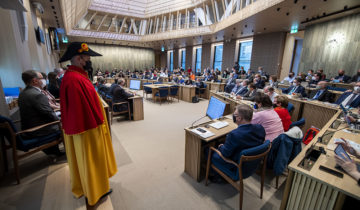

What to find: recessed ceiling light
left=277, top=8, right=280, bottom=11
left=286, top=12, right=289, bottom=16
left=302, top=5, right=306, bottom=10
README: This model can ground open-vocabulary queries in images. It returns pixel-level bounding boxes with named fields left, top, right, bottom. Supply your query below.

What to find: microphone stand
left=190, top=115, right=208, bottom=129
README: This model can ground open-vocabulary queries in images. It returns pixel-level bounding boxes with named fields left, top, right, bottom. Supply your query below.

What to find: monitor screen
left=206, top=96, right=226, bottom=120
left=130, top=80, right=141, bottom=90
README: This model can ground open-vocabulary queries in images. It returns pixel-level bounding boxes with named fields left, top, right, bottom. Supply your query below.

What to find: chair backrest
left=0, top=115, right=26, bottom=150
left=287, top=102, right=294, bottom=114
left=158, top=87, right=169, bottom=97
left=170, top=86, right=179, bottom=95
left=155, top=82, right=162, bottom=84
left=290, top=118, right=305, bottom=128
left=327, top=86, right=347, bottom=92
left=238, top=140, right=271, bottom=179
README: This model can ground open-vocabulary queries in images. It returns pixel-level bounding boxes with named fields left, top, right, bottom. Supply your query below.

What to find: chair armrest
left=209, top=147, right=238, bottom=167
left=16, top=120, right=61, bottom=135
left=112, top=102, right=129, bottom=106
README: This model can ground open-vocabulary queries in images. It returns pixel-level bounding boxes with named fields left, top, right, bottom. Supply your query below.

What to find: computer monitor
left=130, top=80, right=141, bottom=90
left=206, top=96, right=226, bottom=120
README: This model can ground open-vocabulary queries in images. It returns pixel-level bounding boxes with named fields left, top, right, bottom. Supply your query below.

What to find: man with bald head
left=309, top=81, right=334, bottom=102
left=332, top=69, right=351, bottom=83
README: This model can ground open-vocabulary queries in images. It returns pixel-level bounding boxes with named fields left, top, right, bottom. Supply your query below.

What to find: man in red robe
left=59, top=42, right=117, bottom=206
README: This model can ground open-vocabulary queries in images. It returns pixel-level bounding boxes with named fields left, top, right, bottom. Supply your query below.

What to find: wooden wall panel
left=299, top=13, right=360, bottom=77
left=251, top=32, right=286, bottom=75
left=173, top=48, right=179, bottom=69
left=222, top=39, right=237, bottom=71
left=201, top=43, right=212, bottom=70
left=185, top=46, right=193, bottom=70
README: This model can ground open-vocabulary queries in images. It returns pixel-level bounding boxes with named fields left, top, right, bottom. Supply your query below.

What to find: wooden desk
left=330, top=82, right=354, bottom=90
left=130, top=95, right=144, bottom=121
left=184, top=117, right=238, bottom=181
left=278, top=84, right=343, bottom=101
left=280, top=111, right=360, bottom=210
left=209, top=91, right=253, bottom=115
left=209, top=82, right=226, bottom=92
left=100, top=97, right=111, bottom=135
left=180, top=85, right=196, bottom=102
left=143, top=84, right=173, bottom=99
left=105, top=78, right=115, bottom=84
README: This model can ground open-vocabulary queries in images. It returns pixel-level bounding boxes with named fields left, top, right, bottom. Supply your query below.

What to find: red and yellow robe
left=60, top=65, right=117, bottom=205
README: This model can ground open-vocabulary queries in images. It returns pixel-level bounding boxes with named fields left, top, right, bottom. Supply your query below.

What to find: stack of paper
left=191, top=128, right=215, bottom=138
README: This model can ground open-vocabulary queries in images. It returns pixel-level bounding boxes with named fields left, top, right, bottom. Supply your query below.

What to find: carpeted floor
left=0, top=95, right=285, bottom=210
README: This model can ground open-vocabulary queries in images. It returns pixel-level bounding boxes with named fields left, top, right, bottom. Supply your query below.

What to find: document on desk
left=191, top=128, right=215, bottom=138
left=327, top=138, right=360, bottom=152
left=209, top=121, right=229, bottom=129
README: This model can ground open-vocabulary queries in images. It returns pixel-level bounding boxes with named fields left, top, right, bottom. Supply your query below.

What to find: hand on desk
left=334, top=155, right=360, bottom=181
left=236, top=95, right=242, bottom=100
left=346, top=115, right=357, bottom=123
left=336, top=138, right=359, bottom=158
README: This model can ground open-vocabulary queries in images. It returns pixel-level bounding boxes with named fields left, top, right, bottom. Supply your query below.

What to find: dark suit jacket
left=18, top=86, right=59, bottom=139
left=236, top=86, right=248, bottom=96
left=334, top=75, right=351, bottom=83
left=282, top=85, right=307, bottom=97
left=351, top=75, right=360, bottom=82
left=242, top=89, right=257, bottom=101
left=255, top=80, right=265, bottom=89
left=112, top=86, right=134, bottom=111
left=211, top=124, right=265, bottom=178
left=226, top=77, right=236, bottom=86
left=309, top=89, right=334, bottom=102
left=335, top=92, right=360, bottom=108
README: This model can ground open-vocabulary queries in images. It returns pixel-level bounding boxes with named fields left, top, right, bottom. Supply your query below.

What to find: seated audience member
left=237, top=83, right=257, bottom=101
left=108, top=79, right=119, bottom=97
left=282, top=78, right=307, bottom=97
left=251, top=93, right=284, bottom=141
left=177, top=76, right=184, bottom=84
left=334, top=139, right=360, bottom=184
left=225, top=73, right=236, bottom=93
left=112, top=79, right=134, bottom=113
left=269, top=75, right=279, bottom=88
left=308, top=73, right=322, bottom=87
left=234, top=80, right=249, bottom=96
left=18, top=70, right=62, bottom=155
left=264, top=86, right=278, bottom=102
left=335, top=82, right=360, bottom=108
left=230, top=79, right=242, bottom=95
left=309, top=81, right=334, bottom=102
left=317, top=69, right=326, bottom=80
left=204, top=72, right=213, bottom=81
left=185, top=79, right=193, bottom=85
left=351, top=69, right=360, bottom=83
left=257, top=67, right=266, bottom=77
left=40, top=72, right=59, bottom=107
left=54, top=68, right=64, bottom=86
left=189, top=71, right=195, bottom=81
left=212, top=73, right=219, bottom=82
left=47, top=72, right=60, bottom=98
left=239, top=66, right=246, bottom=75
left=306, top=69, right=314, bottom=81
left=253, top=74, right=265, bottom=89
left=131, top=72, right=138, bottom=78
left=98, top=77, right=109, bottom=94
left=273, top=95, right=292, bottom=132
left=331, top=69, right=351, bottom=83
left=282, top=72, right=295, bottom=84
left=209, top=105, right=266, bottom=175
left=160, top=70, right=167, bottom=78
left=195, top=78, right=205, bottom=92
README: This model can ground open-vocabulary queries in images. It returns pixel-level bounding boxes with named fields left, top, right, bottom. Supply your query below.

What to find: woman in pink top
left=251, top=92, right=284, bottom=142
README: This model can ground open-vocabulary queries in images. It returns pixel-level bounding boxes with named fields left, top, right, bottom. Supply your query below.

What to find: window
left=170, top=51, right=174, bottom=71
left=238, top=41, right=253, bottom=71
left=195, top=47, right=202, bottom=73
left=181, top=49, right=186, bottom=70
left=213, top=44, right=223, bottom=71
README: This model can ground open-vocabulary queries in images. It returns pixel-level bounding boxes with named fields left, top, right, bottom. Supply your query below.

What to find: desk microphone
left=317, top=125, right=349, bottom=143
left=190, top=115, right=208, bottom=129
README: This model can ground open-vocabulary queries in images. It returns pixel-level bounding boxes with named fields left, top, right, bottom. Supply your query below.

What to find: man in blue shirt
left=282, top=78, right=307, bottom=97
left=230, top=79, right=242, bottom=94
left=335, top=82, right=360, bottom=108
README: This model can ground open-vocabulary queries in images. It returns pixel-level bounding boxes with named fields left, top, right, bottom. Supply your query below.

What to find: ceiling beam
left=84, top=12, right=97, bottom=30
left=97, top=14, right=108, bottom=31
left=108, top=15, right=117, bottom=32
left=119, top=17, right=127, bottom=33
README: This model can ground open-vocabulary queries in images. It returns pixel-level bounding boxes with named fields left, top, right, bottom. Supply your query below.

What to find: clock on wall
left=327, top=31, right=346, bottom=48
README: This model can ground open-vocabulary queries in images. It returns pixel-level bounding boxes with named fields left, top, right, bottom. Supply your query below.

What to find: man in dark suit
left=112, top=79, right=134, bottom=113
left=253, top=74, right=265, bottom=89
left=309, top=81, right=334, bottom=102
left=238, top=83, right=257, bottom=101
left=331, top=69, right=351, bottom=83
left=282, top=78, right=307, bottom=97
left=18, top=70, right=61, bottom=155
left=224, top=73, right=236, bottom=93
left=230, top=79, right=242, bottom=95
left=335, top=82, right=360, bottom=108
left=235, top=80, right=249, bottom=96
left=351, top=69, right=360, bottom=83
left=308, top=73, right=323, bottom=87
left=209, top=104, right=265, bottom=179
